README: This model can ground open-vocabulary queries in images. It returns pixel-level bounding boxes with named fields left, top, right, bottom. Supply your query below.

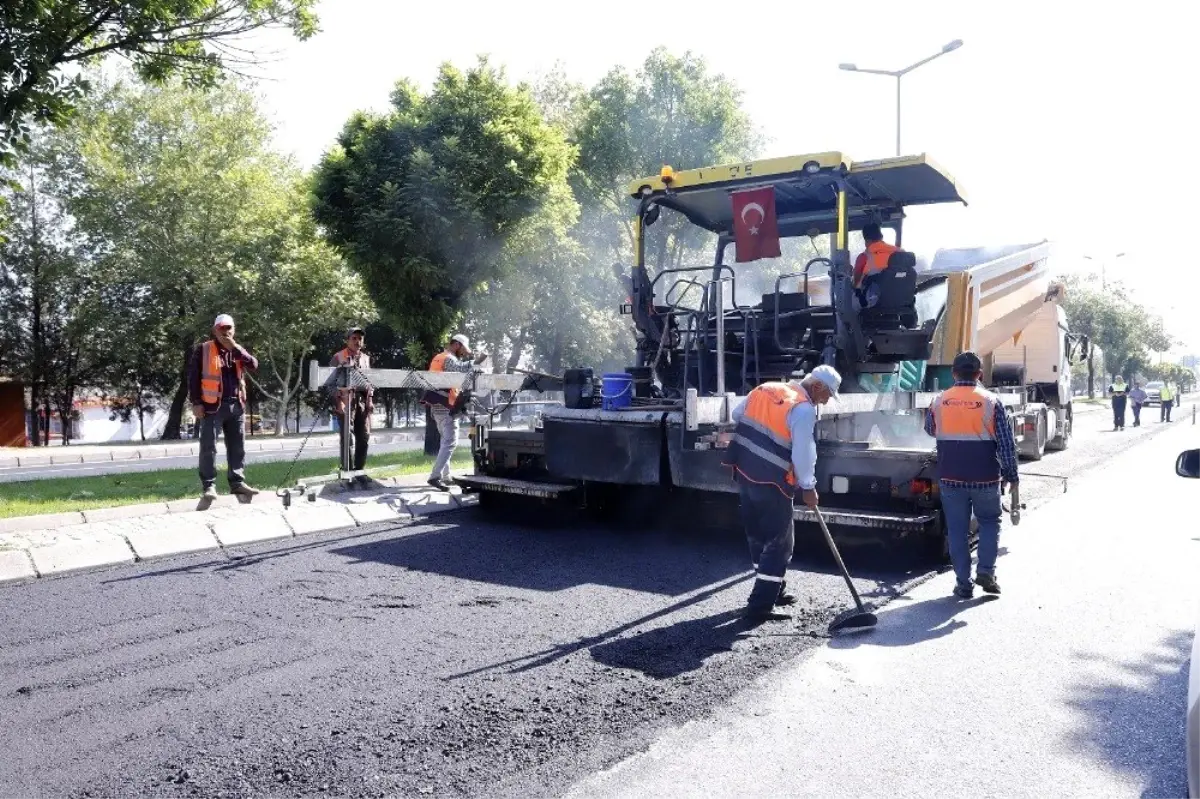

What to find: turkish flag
left=731, top=187, right=781, bottom=263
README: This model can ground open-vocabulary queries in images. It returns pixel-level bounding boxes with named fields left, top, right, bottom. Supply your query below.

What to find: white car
left=1145, top=381, right=1165, bottom=406
left=1178, top=448, right=1200, bottom=798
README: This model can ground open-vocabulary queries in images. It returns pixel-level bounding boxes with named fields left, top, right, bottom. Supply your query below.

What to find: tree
left=218, top=181, right=375, bottom=435
left=312, top=57, right=575, bottom=362
left=0, top=0, right=317, bottom=169
left=571, top=48, right=760, bottom=273
left=55, top=72, right=327, bottom=438
left=1061, top=274, right=1175, bottom=393
left=0, top=143, right=109, bottom=445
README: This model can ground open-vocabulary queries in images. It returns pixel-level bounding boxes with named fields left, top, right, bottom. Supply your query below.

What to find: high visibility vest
left=854, top=241, right=900, bottom=287
left=1161, top=385, right=1174, bottom=401
left=333, top=348, right=370, bottom=399
left=421, top=351, right=456, bottom=409
left=199, top=340, right=244, bottom=406
left=722, top=382, right=810, bottom=498
left=1111, top=381, right=1127, bottom=397
left=931, top=384, right=1002, bottom=483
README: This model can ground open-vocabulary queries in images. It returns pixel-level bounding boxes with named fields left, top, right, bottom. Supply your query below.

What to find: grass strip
left=0, top=449, right=470, bottom=519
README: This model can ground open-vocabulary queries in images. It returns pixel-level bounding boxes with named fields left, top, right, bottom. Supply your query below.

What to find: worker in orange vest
left=924, top=351, right=1020, bottom=598
left=331, top=325, right=374, bottom=489
left=421, top=333, right=486, bottom=491
left=852, top=223, right=900, bottom=289
left=188, top=313, right=260, bottom=504
left=722, top=364, right=841, bottom=621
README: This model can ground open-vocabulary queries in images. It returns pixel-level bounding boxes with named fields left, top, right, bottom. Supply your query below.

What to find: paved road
left=567, top=425, right=1199, bottom=799
left=0, top=405, right=1189, bottom=798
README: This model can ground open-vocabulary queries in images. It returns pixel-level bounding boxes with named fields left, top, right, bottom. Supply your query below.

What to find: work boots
left=774, top=579, right=799, bottom=607
left=230, top=483, right=260, bottom=498
left=974, top=573, right=1002, bottom=595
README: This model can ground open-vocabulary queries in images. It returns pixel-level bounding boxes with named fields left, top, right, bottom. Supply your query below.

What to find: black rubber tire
left=1046, top=413, right=1070, bottom=451
left=1026, top=413, right=1046, bottom=461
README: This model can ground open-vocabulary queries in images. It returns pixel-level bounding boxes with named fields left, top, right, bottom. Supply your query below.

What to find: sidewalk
left=567, top=425, right=1199, bottom=799
left=0, top=429, right=433, bottom=468
left=0, top=474, right=476, bottom=584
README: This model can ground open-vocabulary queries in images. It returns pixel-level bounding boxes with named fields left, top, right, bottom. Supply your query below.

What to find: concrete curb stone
left=82, top=502, right=171, bottom=523
left=25, top=526, right=136, bottom=576
left=125, top=518, right=221, bottom=560
left=284, top=503, right=358, bottom=535
left=0, top=511, right=87, bottom=534
left=209, top=509, right=295, bottom=547
left=0, top=471, right=478, bottom=585
left=0, top=549, right=37, bottom=583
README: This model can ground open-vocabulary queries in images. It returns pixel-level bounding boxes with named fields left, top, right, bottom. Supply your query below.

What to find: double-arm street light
left=1083, top=252, right=1126, bottom=289
left=839, top=39, right=964, bottom=156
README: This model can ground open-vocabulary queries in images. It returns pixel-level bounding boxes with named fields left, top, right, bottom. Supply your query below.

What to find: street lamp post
left=839, top=39, right=963, bottom=156
left=1083, top=252, right=1126, bottom=289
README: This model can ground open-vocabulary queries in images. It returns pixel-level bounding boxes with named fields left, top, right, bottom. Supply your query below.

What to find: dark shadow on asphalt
left=588, top=609, right=754, bottom=679
left=331, top=508, right=757, bottom=596
left=1064, top=629, right=1192, bottom=799
left=827, top=593, right=998, bottom=650
left=444, top=573, right=754, bottom=680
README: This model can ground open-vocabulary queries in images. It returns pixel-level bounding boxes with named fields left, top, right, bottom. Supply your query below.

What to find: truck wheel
left=1027, top=414, right=1046, bottom=461
left=923, top=512, right=950, bottom=564
left=1046, top=416, right=1070, bottom=451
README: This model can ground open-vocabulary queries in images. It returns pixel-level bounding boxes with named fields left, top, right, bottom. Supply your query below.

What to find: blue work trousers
left=939, top=481, right=1003, bottom=588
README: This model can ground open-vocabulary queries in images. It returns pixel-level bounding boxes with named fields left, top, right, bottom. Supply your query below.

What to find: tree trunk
left=28, top=381, right=42, bottom=446
left=506, top=327, right=528, bottom=373
left=424, top=405, right=438, bottom=455
left=161, top=347, right=191, bottom=440
left=548, top=331, right=564, bottom=375
left=275, top=400, right=288, bottom=438
left=1087, top=350, right=1095, bottom=399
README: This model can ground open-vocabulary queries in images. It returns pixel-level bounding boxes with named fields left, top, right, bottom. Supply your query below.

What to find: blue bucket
left=601, top=372, right=634, bottom=411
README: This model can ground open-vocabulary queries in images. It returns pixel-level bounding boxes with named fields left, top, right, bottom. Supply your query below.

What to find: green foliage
left=0, top=0, right=318, bottom=169
left=35, top=71, right=372, bottom=437
left=312, top=58, right=574, bottom=361
left=572, top=47, right=760, bottom=272
left=1061, top=273, right=1174, bottom=380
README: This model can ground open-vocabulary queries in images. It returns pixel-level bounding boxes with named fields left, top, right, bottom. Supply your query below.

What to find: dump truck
left=310, top=151, right=1084, bottom=556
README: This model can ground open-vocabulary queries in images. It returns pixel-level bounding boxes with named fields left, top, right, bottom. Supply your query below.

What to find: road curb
left=0, top=480, right=475, bottom=585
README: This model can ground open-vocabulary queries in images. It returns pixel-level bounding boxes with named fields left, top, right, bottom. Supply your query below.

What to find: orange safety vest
left=722, top=382, right=810, bottom=498
left=423, top=351, right=456, bottom=408
left=333, top=348, right=371, bottom=398
left=930, top=384, right=1001, bottom=483
left=854, top=241, right=900, bottom=287
left=199, top=340, right=244, bottom=406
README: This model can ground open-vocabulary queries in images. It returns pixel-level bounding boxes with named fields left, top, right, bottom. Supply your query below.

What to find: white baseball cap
left=213, top=314, right=235, bottom=328
left=808, top=364, right=842, bottom=396
left=450, top=333, right=470, bottom=349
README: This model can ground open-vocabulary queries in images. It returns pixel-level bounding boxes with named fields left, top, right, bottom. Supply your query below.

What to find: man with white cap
left=421, top=333, right=486, bottom=491
left=722, top=364, right=841, bottom=621
left=331, top=325, right=374, bottom=489
left=188, top=313, right=260, bottom=504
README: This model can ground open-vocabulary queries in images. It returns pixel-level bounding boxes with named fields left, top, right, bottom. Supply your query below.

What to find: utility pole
left=839, top=40, right=963, bottom=156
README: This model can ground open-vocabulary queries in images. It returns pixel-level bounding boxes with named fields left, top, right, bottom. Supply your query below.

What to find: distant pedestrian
left=421, top=333, right=486, bottom=491
left=1128, top=382, right=1147, bottom=427
left=331, top=326, right=374, bottom=489
left=189, top=314, right=260, bottom=503
left=925, top=351, right=1020, bottom=599
left=1108, top=375, right=1128, bottom=431
left=1160, top=382, right=1175, bottom=422
left=723, top=365, right=841, bottom=621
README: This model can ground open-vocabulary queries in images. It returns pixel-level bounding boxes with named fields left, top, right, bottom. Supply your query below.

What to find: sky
left=241, top=0, right=1199, bottom=352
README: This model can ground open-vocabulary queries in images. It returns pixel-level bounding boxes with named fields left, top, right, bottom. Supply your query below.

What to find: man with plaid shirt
left=924, top=351, right=1020, bottom=599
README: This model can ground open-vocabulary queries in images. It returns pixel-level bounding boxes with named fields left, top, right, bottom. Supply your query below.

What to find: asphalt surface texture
left=0, top=399, right=1191, bottom=798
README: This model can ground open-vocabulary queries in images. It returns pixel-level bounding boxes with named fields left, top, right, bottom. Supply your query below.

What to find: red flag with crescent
left=731, top=187, right=781, bottom=263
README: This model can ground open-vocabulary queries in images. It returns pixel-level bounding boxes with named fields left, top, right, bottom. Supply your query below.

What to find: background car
left=1145, top=380, right=1165, bottom=405
left=1177, top=448, right=1199, bottom=799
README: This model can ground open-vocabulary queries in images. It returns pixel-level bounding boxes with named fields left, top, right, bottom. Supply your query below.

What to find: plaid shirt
left=924, top=380, right=1020, bottom=486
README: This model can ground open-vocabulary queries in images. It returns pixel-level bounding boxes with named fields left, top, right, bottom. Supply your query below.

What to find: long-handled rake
left=813, top=506, right=879, bottom=632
